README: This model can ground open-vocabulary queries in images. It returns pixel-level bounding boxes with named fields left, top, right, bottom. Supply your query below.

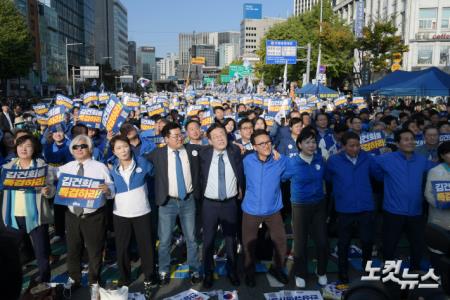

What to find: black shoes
left=228, top=272, right=240, bottom=286
left=203, top=273, right=214, bottom=289
left=190, top=271, right=202, bottom=285
left=245, top=274, right=256, bottom=287
left=268, top=266, right=289, bottom=285
left=159, top=272, right=170, bottom=285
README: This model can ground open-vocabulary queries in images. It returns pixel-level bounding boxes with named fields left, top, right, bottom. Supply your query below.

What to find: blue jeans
left=158, top=195, right=200, bottom=273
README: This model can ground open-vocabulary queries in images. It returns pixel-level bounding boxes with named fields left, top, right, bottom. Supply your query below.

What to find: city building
left=293, top=0, right=321, bottom=16
left=179, top=32, right=219, bottom=65
left=137, top=46, right=156, bottom=80
left=155, top=57, right=163, bottom=80
left=243, top=3, right=263, bottom=19
left=191, top=44, right=217, bottom=67
left=94, top=0, right=128, bottom=71
left=127, top=41, right=137, bottom=76
left=219, top=43, right=237, bottom=68
left=218, top=31, right=240, bottom=63
left=240, top=17, right=286, bottom=61
left=159, top=53, right=179, bottom=80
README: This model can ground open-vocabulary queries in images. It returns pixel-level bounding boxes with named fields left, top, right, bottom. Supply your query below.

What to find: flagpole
left=315, top=0, right=323, bottom=82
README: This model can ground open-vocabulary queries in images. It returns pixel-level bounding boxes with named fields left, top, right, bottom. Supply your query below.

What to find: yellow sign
left=391, top=63, right=401, bottom=72
left=191, top=57, right=205, bottom=65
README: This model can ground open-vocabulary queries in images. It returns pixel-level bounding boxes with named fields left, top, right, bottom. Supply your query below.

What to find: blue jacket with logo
left=277, top=135, right=298, bottom=158
left=110, top=155, right=154, bottom=194
left=241, top=153, right=287, bottom=216
left=283, top=153, right=325, bottom=204
left=372, top=151, right=435, bottom=216
left=326, top=151, right=375, bottom=213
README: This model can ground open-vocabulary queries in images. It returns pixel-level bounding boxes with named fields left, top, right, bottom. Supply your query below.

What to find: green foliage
left=256, top=0, right=355, bottom=86
left=0, top=0, right=34, bottom=81
left=356, top=20, right=409, bottom=74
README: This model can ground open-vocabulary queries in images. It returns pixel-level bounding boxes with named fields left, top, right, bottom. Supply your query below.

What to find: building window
left=418, top=8, right=437, bottom=30
left=442, top=8, right=450, bottom=29
left=440, top=46, right=450, bottom=65
left=417, top=46, right=433, bottom=64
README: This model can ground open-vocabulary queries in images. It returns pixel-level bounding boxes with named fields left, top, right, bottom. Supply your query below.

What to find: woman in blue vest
left=283, top=128, right=328, bottom=288
left=109, top=135, right=158, bottom=297
left=1, top=134, right=55, bottom=283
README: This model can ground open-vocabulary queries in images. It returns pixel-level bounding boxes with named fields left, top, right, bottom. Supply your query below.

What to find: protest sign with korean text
left=201, top=110, right=214, bottom=131
left=141, top=118, right=155, bottom=131
left=1, top=166, right=48, bottom=190
left=33, top=103, right=49, bottom=115
left=55, top=94, right=73, bottom=110
left=47, top=105, right=67, bottom=132
left=360, top=131, right=386, bottom=154
left=102, top=96, right=129, bottom=133
left=78, top=107, right=103, bottom=129
left=432, top=181, right=450, bottom=209
left=83, top=92, right=99, bottom=106
left=147, top=103, right=167, bottom=117
left=54, top=173, right=104, bottom=209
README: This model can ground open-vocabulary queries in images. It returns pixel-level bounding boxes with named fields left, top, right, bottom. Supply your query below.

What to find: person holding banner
left=282, top=129, right=328, bottom=288
left=425, top=140, right=450, bottom=231
left=109, top=135, right=158, bottom=297
left=57, top=134, right=115, bottom=299
left=1, top=134, right=55, bottom=283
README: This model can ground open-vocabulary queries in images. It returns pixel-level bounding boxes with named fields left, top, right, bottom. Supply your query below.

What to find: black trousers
left=202, top=198, right=238, bottom=275
left=337, top=211, right=375, bottom=274
left=242, top=211, right=287, bottom=276
left=11, top=217, right=51, bottom=282
left=65, top=209, right=106, bottom=284
left=382, top=211, right=425, bottom=271
left=113, top=213, right=155, bottom=283
left=53, top=203, right=66, bottom=237
left=291, top=200, right=328, bottom=278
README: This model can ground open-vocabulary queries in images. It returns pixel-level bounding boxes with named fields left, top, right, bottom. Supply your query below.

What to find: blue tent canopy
left=377, top=67, right=450, bottom=96
left=295, top=82, right=339, bottom=98
left=356, top=67, right=450, bottom=96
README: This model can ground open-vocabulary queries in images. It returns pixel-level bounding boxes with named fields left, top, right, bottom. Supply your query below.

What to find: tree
left=356, top=20, right=409, bottom=83
left=256, top=0, right=355, bottom=88
left=0, top=0, right=34, bottom=96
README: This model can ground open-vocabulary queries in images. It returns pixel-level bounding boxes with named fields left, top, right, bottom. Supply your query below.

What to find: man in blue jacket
left=372, top=128, right=434, bottom=271
left=241, top=129, right=288, bottom=287
left=326, top=131, right=376, bottom=283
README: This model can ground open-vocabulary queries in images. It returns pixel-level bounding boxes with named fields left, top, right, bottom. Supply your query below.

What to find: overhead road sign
left=265, top=40, right=297, bottom=65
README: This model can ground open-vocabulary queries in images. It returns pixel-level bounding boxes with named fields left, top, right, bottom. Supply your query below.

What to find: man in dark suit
left=199, top=123, right=244, bottom=288
left=0, top=101, right=14, bottom=132
left=146, top=122, right=202, bottom=285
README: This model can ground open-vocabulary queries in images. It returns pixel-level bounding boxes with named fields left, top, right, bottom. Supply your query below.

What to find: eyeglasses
left=241, top=126, right=253, bottom=130
left=169, top=134, right=184, bottom=140
left=255, top=140, right=272, bottom=147
left=72, top=144, right=88, bottom=150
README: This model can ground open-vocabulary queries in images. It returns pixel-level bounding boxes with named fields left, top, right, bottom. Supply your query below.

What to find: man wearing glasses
left=146, top=122, right=202, bottom=285
left=236, top=118, right=254, bottom=151
left=57, top=134, right=114, bottom=300
left=241, top=129, right=289, bottom=287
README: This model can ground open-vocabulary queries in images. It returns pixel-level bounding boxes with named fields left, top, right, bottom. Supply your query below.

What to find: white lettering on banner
left=61, top=176, right=100, bottom=189
left=361, top=260, right=440, bottom=289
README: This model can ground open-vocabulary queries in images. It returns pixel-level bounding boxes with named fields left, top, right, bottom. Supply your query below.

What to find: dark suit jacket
left=199, top=143, right=244, bottom=200
left=0, top=111, right=14, bottom=132
left=147, top=144, right=201, bottom=206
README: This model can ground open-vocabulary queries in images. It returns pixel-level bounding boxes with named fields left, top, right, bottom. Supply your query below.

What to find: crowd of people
left=1, top=94, right=450, bottom=300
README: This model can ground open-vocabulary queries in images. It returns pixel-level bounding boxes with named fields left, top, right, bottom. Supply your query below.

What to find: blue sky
left=121, top=0, right=292, bottom=57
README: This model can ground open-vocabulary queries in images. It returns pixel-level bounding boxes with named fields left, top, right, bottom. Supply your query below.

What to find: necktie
left=174, top=150, right=187, bottom=200
left=218, top=153, right=227, bottom=200
left=73, top=163, right=84, bottom=216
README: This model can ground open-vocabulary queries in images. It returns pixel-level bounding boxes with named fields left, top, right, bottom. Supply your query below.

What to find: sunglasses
left=72, top=144, right=88, bottom=150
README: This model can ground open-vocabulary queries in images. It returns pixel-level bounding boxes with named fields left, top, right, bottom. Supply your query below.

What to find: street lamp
left=65, top=38, right=83, bottom=93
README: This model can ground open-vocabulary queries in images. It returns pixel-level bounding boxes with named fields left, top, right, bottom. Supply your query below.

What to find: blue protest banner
left=360, top=131, right=386, bottom=154
left=55, top=94, right=73, bottom=110
left=102, top=95, right=129, bottom=133
left=33, top=103, right=49, bottom=115
left=431, top=181, right=450, bottom=209
left=1, top=166, right=47, bottom=190
left=47, top=105, right=67, bottom=132
left=78, top=107, right=103, bottom=129
left=54, top=173, right=104, bottom=209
